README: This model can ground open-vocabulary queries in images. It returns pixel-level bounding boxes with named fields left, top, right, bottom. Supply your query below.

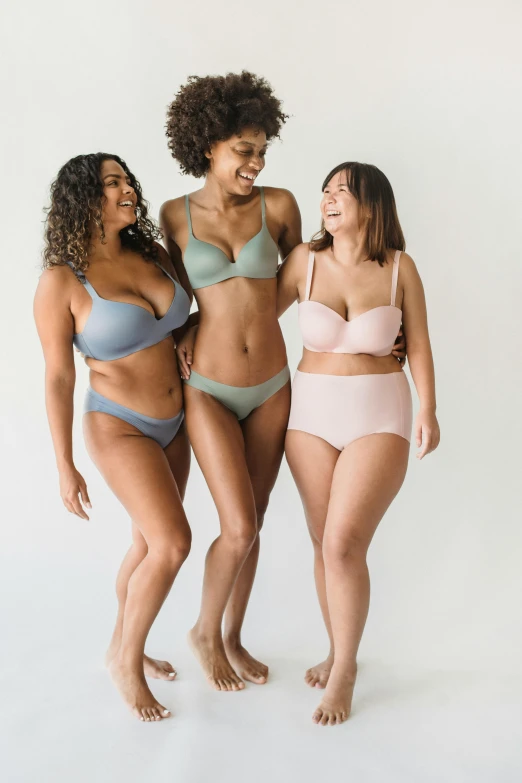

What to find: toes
left=151, top=707, right=161, bottom=721
left=157, top=704, right=170, bottom=719
left=312, top=709, right=323, bottom=724
left=320, top=712, right=329, bottom=726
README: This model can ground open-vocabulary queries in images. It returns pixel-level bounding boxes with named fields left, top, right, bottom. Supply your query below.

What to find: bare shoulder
left=263, top=186, right=298, bottom=210
left=35, top=265, right=76, bottom=298
left=396, top=251, right=420, bottom=280
left=159, top=196, right=186, bottom=230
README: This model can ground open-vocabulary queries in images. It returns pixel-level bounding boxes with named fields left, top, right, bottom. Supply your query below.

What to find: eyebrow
left=103, top=173, right=127, bottom=180
left=235, top=141, right=268, bottom=150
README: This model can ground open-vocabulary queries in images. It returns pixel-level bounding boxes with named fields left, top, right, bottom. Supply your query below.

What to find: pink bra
left=298, top=250, right=402, bottom=356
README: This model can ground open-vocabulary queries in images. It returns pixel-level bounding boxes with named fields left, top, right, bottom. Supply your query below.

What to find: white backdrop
left=2, top=1, right=521, bottom=781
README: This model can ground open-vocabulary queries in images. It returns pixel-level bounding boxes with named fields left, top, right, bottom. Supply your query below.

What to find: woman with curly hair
left=278, top=162, right=439, bottom=725
left=34, top=153, right=191, bottom=722
left=160, top=71, right=303, bottom=691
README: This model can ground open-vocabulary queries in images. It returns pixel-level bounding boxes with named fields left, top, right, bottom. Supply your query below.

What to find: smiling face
left=99, top=159, right=137, bottom=231
left=321, top=170, right=367, bottom=238
left=205, top=126, right=267, bottom=195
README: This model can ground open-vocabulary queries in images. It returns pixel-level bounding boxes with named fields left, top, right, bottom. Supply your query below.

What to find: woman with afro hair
left=160, top=71, right=302, bottom=691
left=34, top=153, right=193, bottom=722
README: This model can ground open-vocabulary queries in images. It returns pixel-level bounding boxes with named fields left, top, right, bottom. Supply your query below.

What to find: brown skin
left=277, top=170, right=440, bottom=725
left=34, top=160, right=192, bottom=722
left=160, top=127, right=302, bottom=688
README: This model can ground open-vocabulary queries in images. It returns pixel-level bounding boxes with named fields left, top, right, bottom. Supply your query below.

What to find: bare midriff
left=191, top=277, right=287, bottom=385
left=298, top=349, right=403, bottom=376
left=85, top=336, right=183, bottom=418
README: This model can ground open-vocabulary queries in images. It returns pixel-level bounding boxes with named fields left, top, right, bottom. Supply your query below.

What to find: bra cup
left=299, top=302, right=402, bottom=357
left=299, top=302, right=345, bottom=352
left=184, top=226, right=278, bottom=289
left=76, top=283, right=190, bottom=361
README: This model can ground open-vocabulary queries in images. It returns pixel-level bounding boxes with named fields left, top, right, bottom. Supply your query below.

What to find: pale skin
left=161, top=127, right=303, bottom=690
left=34, top=160, right=193, bottom=722
left=277, top=170, right=440, bottom=725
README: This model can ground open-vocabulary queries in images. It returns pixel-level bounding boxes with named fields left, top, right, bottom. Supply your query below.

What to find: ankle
left=223, top=633, right=241, bottom=650
left=190, top=625, right=223, bottom=646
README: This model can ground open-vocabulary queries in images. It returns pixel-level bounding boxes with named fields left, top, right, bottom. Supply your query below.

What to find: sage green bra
left=183, top=187, right=279, bottom=289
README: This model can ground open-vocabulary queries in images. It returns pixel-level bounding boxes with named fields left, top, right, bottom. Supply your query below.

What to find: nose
left=249, top=154, right=264, bottom=171
left=122, top=181, right=134, bottom=194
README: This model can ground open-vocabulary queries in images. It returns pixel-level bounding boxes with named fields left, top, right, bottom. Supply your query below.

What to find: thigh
left=164, top=419, right=191, bottom=502
left=324, top=434, right=410, bottom=554
left=183, top=385, right=256, bottom=529
left=241, top=380, right=291, bottom=518
left=84, top=413, right=190, bottom=549
left=285, top=429, right=340, bottom=544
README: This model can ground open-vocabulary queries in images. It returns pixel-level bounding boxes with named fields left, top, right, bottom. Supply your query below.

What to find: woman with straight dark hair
left=277, top=162, right=440, bottom=725
left=34, top=153, right=192, bottom=722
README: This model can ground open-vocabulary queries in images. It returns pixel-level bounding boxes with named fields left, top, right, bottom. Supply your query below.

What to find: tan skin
left=277, top=170, right=440, bottom=725
left=160, top=127, right=303, bottom=689
left=167, top=131, right=407, bottom=690
left=34, top=160, right=192, bottom=722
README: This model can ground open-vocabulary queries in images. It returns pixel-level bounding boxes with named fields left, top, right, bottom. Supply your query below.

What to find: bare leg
left=105, top=423, right=191, bottom=681
left=313, top=434, right=409, bottom=726
left=223, top=381, right=291, bottom=683
left=84, top=413, right=191, bottom=721
left=184, top=386, right=258, bottom=691
left=285, top=430, right=339, bottom=688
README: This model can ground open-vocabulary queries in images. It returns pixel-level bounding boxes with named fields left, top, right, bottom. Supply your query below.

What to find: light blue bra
left=183, top=186, right=279, bottom=289
left=67, top=262, right=190, bottom=361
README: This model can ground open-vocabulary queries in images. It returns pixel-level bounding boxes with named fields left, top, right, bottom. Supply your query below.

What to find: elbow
left=45, top=369, right=75, bottom=393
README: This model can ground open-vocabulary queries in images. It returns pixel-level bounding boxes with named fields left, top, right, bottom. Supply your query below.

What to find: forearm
left=45, top=374, right=75, bottom=470
left=406, top=340, right=436, bottom=410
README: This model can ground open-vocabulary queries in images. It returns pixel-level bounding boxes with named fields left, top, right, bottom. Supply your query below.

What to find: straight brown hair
left=310, top=162, right=405, bottom=267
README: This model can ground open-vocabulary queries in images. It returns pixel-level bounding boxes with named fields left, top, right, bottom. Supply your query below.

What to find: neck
left=89, top=225, right=124, bottom=262
left=331, top=232, right=368, bottom=266
left=200, top=173, right=255, bottom=210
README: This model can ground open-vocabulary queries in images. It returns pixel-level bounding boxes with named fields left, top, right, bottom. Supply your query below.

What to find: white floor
left=3, top=612, right=522, bottom=782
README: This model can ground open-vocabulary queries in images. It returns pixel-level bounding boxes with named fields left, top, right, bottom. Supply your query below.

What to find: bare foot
left=312, top=665, right=357, bottom=727
left=224, top=639, right=269, bottom=684
left=108, top=658, right=171, bottom=722
left=106, top=647, right=177, bottom=681
left=304, top=654, right=334, bottom=689
left=188, top=628, right=245, bottom=691
left=143, top=655, right=177, bottom=681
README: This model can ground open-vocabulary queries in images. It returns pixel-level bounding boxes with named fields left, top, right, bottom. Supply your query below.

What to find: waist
left=297, top=349, right=403, bottom=376
left=85, top=338, right=183, bottom=418
left=192, top=319, right=287, bottom=385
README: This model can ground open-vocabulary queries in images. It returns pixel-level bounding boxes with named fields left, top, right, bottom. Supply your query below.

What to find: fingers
left=62, top=491, right=89, bottom=520
left=79, top=481, right=92, bottom=511
left=417, top=427, right=432, bottom=460
left=177, top=349, right=191, bottom=380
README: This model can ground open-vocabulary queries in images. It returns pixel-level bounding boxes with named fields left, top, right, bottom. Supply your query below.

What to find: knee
left=153, top=531, right=192, bottom=570
left=323, top=529, right=368, bottom=567
left=222, top=518, right=257, bottom=553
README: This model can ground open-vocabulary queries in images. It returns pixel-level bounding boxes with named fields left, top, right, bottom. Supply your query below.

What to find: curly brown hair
left=310, top=162, right=406, bottom=267
left=165, top=71, right=288, bottom=178
left=43, top=153, right=161, bottom=273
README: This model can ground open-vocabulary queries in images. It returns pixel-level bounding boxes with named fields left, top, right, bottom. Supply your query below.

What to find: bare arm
left=400, top=254, right=440, bottom=458
left=276, top=242, right=309, bottom=318
left=275, top=189, right=303, bottom=260
left=34, top=269, right=91, bottom=518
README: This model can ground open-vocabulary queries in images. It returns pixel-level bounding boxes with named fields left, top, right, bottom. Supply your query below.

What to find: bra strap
left=66, top=261, right=97, bottom=299
left=185, top=195, right=194, bottom=236
left=305, top=250, right=315, bottom=301
left=391, top=250, right=401, bottom=306
left=156, top=261, right=177, bottom=286
left=260, top=186, right=266, bottom=223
